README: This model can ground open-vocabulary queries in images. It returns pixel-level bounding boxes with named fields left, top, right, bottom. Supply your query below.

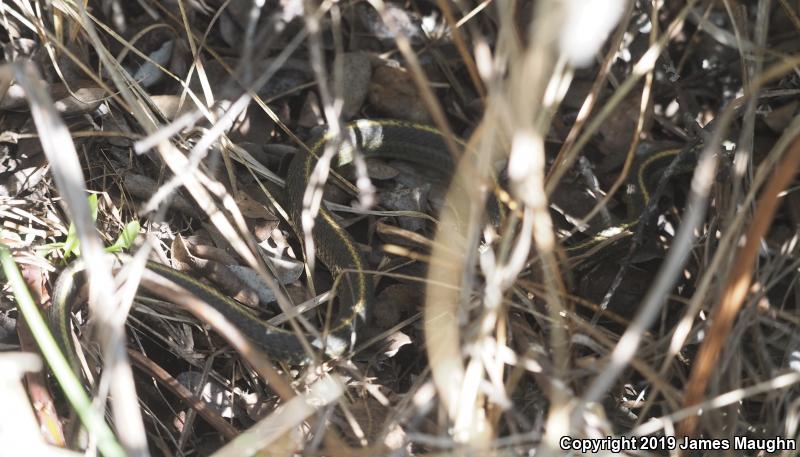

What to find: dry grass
left=1, top=0, right=800, bottom=455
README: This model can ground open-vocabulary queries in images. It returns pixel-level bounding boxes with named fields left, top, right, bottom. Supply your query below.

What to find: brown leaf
left=368, top=65, right=431, bottom=123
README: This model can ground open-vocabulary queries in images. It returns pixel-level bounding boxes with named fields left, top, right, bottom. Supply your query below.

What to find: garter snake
left=49, top=119, right=695, bottom=369
left=49, top=119, right=454, bottom=368
left=562, top=145, right=698, bottom=254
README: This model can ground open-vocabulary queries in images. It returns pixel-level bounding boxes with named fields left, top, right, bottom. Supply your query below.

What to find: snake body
left=50, top=119, right=455, bottom=367
left=282, top=119, right=455, bottom=355
left=50, top=119, right=693, bottom=368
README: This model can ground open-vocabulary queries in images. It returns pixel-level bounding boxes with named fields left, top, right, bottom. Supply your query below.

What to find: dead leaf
left=369, top=65, right=431, bottom=123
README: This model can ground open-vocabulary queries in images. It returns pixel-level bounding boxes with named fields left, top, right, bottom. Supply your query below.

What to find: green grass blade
left=0, top=244, right=125, bottom=457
